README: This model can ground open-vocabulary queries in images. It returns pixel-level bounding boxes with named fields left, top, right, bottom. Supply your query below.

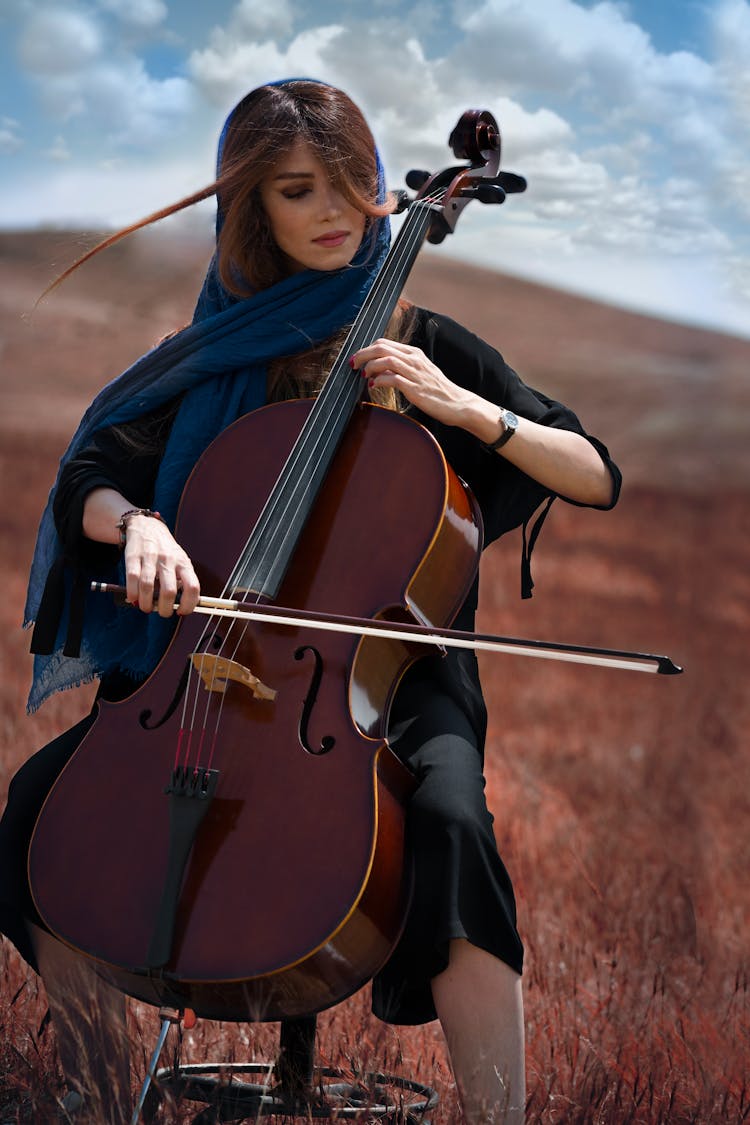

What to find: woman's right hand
left=81, top=488, right=201, bottom=617
left=121, top=511, right=201, bottom=617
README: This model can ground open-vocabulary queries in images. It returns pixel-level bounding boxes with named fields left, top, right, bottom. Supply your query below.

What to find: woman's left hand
left=352, top=340, right=476, bottom=428
left=352, top=339, right=615, bottom=507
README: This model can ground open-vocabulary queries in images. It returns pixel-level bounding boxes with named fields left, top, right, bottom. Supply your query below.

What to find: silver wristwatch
left=483, top=408, right=519, bottom=452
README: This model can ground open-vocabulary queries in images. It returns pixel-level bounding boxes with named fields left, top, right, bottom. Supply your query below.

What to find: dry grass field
left=0, top=228, right=748, bottom=1122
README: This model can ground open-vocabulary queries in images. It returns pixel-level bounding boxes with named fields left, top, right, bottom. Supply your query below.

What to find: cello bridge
left=190, top=653, right=276, bottom=701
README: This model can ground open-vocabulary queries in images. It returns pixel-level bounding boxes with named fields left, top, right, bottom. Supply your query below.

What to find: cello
left=28, top=110, right=527, bottom=1022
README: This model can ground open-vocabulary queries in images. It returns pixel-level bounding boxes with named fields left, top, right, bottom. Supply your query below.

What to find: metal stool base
left=146, top=1061, right=437, bottom=1122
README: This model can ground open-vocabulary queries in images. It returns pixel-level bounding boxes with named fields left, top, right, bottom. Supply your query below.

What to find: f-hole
left=294, top=645, right=335, bottom=755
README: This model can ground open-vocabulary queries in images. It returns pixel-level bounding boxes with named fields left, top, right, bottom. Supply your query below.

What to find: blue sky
left=1, top=0, right=749, bottom=338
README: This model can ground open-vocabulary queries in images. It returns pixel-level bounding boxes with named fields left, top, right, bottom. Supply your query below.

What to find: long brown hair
left=216, top=80, right=393, bottom=295
left=215, top=81, right=410, bottom=406
left=45, top=80, right=410, bottom=408
left=45, top=81, right=393, bottom=298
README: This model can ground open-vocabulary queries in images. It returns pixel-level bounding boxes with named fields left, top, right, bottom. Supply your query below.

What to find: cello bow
left=91, top=583, right=682, bottom=675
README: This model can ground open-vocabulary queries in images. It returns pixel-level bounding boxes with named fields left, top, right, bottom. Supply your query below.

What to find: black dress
left=0, top=308, right=620, bottom=1024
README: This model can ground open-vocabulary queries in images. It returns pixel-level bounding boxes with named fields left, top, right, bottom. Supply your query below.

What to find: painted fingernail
left=368, top=379, right=375, bottom=388
left=348, top=355, right=356, bottom=368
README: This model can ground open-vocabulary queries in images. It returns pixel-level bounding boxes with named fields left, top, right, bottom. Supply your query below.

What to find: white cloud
left=482, top=99, right=573, bottom=161
left=519, top=148, right=609, bottom=204
left=714, top=0, right=750, bottom=127
left=5, top=0, right=749, bottom=336
left=188, top=25, right=343, bottom=108
left=452, top=0, right=650, bottom=96
left=21, top=59, right=193, bottom=142
left=18, top=9, right=103, bottom=76
left=451, top=0, right=717, bottom=173
left=230, top=0, right=296, bottom=40
left=0, top=126, right=23, bottom=155
left=15, top=6, right=193, bottom=146
left=726, top=250, right=750, bottom=304
left=81, top=60, right=193, bottom=145
left=712, top=1, right=750, bottom=224
left=42, top=135, right=72, bottom=162
left=426, top=0, right=743, bottom=303
left=1, top=115, right=23, bottom=154
left=0, top=156, right=212, bottom=230
left=97, top=0, right=168, bottom=30
left=454, top=0, right=713, bottom=105
left=183, top=0, right=744, bottom=313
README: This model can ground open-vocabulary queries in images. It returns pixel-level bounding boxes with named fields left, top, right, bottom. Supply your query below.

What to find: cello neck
left=230, top=198, right=438, bottom=601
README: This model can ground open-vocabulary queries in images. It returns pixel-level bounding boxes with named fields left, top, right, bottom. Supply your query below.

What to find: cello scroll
left=405, top=109, right=527, bottom=244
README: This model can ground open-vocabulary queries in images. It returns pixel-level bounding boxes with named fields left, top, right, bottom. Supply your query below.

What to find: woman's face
left=260, top=139, right=367, bottom=274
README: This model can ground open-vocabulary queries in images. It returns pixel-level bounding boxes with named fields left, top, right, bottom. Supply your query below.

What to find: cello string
left=178, top=192, right=445, bottom=769
left=220, top=194, right=440, bottom=602
left=209, top=196, right=438, bottom=642
left=178, top=196, right=441, bottom=772
left=181, top=195, right=442, bottom=770
left=210, top=195, right=437, bottom=603
left=183, top=190, right=437, bottom=646
left=173, top=197, right=439, bottom=770
left=230, top=200, right=438, bottom=592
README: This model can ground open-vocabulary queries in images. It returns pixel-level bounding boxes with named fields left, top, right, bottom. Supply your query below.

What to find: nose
left=320, top=183, right=344, bottom=220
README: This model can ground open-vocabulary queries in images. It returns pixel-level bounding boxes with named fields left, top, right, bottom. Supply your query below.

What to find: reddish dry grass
left=0, top=231, right=747, bottom=1122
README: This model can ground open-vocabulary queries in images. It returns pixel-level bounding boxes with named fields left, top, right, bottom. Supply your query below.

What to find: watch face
left=503, top=410, right=519, bottom=430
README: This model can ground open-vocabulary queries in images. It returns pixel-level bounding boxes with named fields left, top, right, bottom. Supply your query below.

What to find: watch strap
left=483, top=410, right=517, bottom=452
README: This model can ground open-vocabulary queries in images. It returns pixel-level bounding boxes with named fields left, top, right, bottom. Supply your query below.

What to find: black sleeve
left=30, top=402, right=180, bottom=658
left=52, top=398, right=180, bottom=569
left=410, top=308, right=621, bottom=546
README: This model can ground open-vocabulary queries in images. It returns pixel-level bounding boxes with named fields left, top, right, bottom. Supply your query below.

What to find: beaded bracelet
left=117, top=508, right=164, bottom=550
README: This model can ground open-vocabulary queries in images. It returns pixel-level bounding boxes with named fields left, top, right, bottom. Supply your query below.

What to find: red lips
left=313, top=231, right=349, bottom=246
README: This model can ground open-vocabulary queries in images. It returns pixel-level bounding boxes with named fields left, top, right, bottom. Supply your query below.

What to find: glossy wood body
left=29, top=401, right=482, bottom=1020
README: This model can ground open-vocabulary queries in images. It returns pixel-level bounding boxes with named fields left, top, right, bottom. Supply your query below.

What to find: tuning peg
left=461, top=183, right=506, bottom=204
left=406, top=169, right=431, bottom=190
left=391, top=189, right=411, bottom=213
left=426, top=214, right=451, bottom=244
left=427, top=229, right=448, bottom=245
left=495, top=172, right=527, bottom=194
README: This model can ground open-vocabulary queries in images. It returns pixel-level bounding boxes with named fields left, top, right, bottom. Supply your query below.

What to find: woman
left=3, top=80, right=619, bottom=1123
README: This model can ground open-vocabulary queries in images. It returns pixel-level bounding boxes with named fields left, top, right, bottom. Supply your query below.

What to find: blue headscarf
left=24, top=81, right=391, bottom=712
